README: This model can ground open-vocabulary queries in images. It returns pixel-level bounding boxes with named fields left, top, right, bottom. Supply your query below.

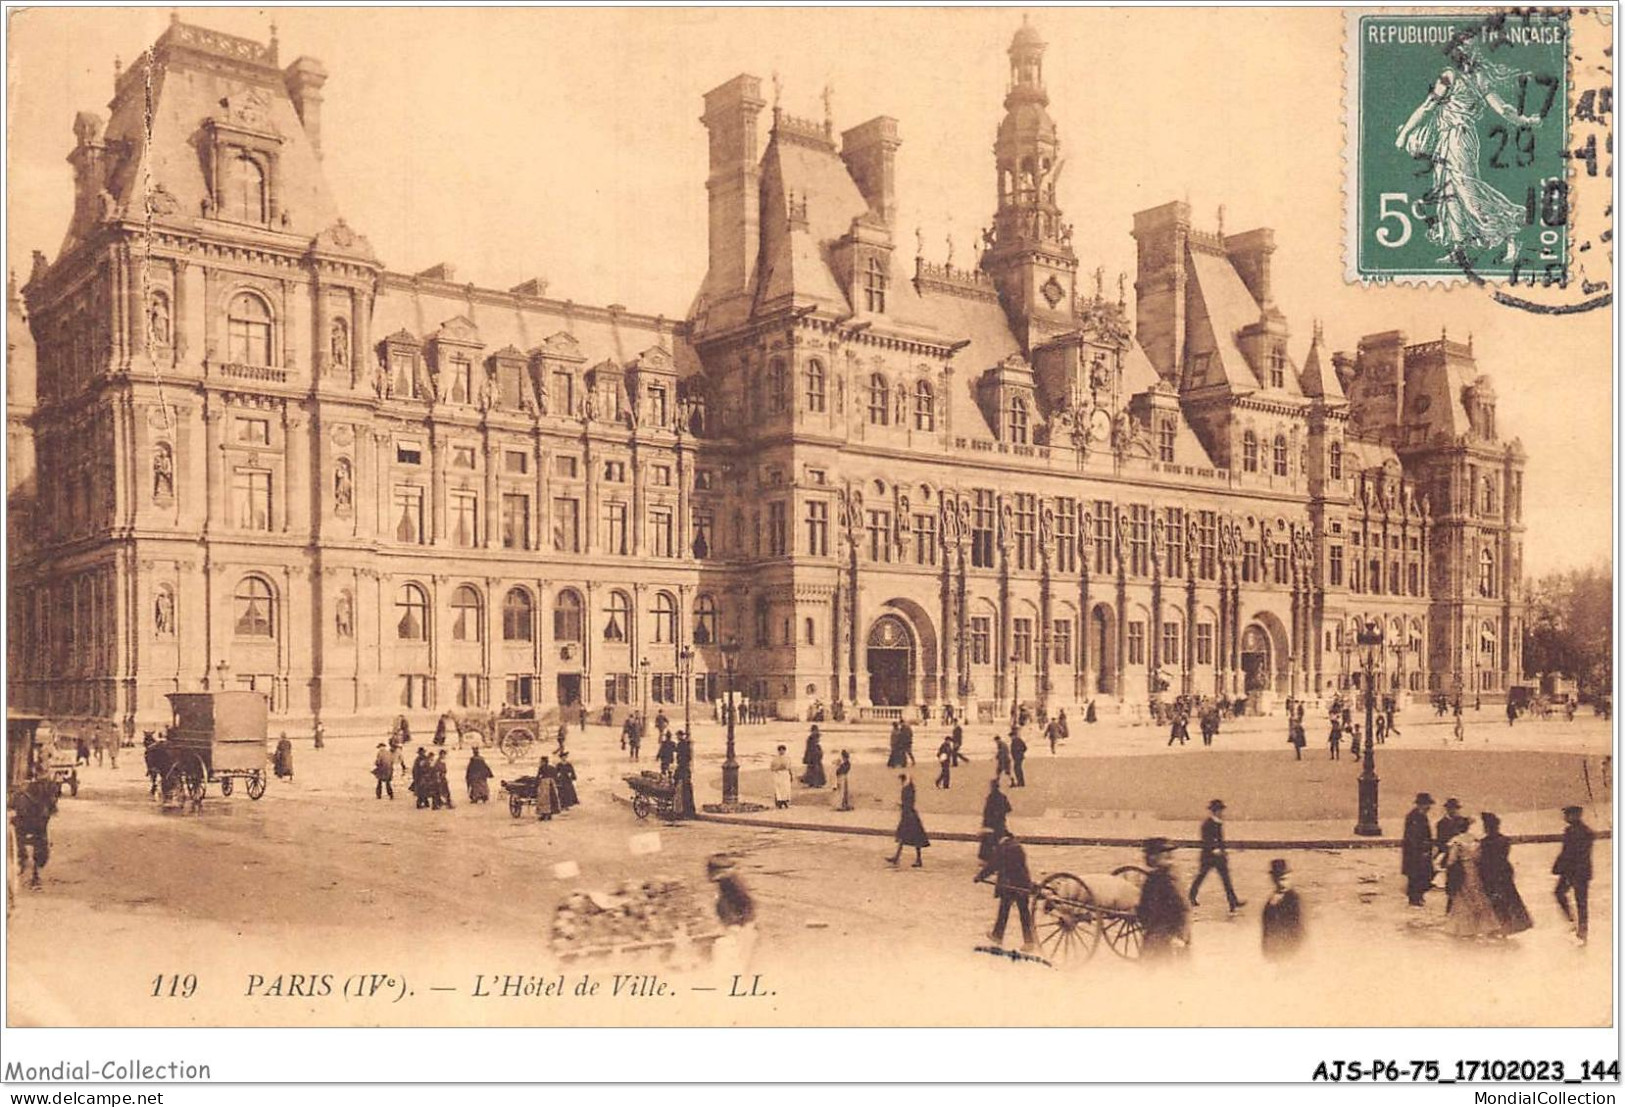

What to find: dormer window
left=448, top=357, right=473, bottom=404
left=1272, top=435, right=1289, bottom=477
left=1268, top=347, right=1286, bottom=389
left=223, top=151, right=268, bottom=224
left=1157, top=418, right=1176, bottom=463
left=868, top=374, right=890, bottom=425
left=227, top=292, right=273, bottom=366
left=864, top=256, right=888, bottom=313
left=1329, top=442, right=1344, bottom=480
left=1008, top=396, right=1030, bottom=444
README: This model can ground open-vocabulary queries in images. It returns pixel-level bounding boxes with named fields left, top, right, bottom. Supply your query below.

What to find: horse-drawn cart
left=1028, top=866, right=1150, bottom=963
left=154, top=692, right=270, bottom=805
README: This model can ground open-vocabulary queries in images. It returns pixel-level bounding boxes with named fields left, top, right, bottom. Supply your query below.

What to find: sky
left=6, top=6, right=1613, bottom=575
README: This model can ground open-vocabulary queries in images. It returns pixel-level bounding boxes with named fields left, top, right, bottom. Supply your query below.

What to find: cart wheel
left=509, top=794, right=524, bottom=819
left=498, top=727, right=536, bottom=763
left=1101, top=914, right=1144, bottom=959
left=245, top=772, right=266, bottom=801
left=220, top=776, right=235, bottom=797
left=186, top=770, right=207, bottom=803
left=632, top=793, right=652, bottom=820
left=1033, top=873, right=1100, bottom=963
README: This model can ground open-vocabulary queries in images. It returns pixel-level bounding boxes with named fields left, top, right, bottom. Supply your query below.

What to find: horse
left=9, top=778, right=59, bottom=888
left=144, top=738, right=177, bottom=799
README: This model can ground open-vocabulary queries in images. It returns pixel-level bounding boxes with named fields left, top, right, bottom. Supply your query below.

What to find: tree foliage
left=1522, top=563, right=1613, bottom=695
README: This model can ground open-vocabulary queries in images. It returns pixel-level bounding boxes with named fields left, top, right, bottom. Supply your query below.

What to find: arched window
left=914, top=380, right=936, bottom=431
left=227, top=292, right=273, bottom=366
left=1478, top=548, right=1496, bottom=597
left=233, top=576, right=274, bottom=637
left=1329, top=441, right=1343, bottom=480
left=767, top=358, right=788, bottom=414
left=1008, top=396, right=1030, bottom=444
left=693, top=594, right=719, bottom=646
left=804, top=360, right=826, bottom=413
left=450, top=584, right=483, bottom=642
left=395, top=583, right=428, bottom=641
left=1242, top=430, right=1259, bottom=473
left=603, top=590, right=631, bottom=642
left=553, top=589, right=583, bottom=642
left=1481, top=474, right=1497, bottom=515
left=1272, top=435, right=1289, bottom=476
left=652, top=591, right=678, bottom=644
left=868, top=374, right=890, bottom=425
left=225, top=151, right=267, bottom=224
left=1479, top=620, right=1498, bottom=667
left=502, top=587, right=533, bottom=642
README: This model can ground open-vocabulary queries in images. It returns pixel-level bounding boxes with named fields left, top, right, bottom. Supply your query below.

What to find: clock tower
left=982, top=18, right=1080, bottom=355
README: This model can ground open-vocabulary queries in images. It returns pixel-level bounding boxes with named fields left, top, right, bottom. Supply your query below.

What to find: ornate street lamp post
left=720, top=638, right=741, bottom=805
left=1354, top=620, right=1384, bottom=837
left=678, top=644, right=693, bottom=738
left=639, top=657, right=650, bottom=725
left=1010, top=651, right=1022, bottom=722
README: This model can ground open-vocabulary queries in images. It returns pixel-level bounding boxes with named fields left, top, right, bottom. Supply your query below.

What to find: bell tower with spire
left=982, top=17, right=1079, bottom=354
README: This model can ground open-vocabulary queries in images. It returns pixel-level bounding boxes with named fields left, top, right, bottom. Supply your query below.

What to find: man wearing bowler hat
left=1553, top=804, right=1595, bottom=945
left=1260, top=858, right=1304, bottom=960
left=1137, top=837, right=1191, bottom=960
left=1434, top=798, right=1471, bottom=909
left=1189, top=799, right=1244, bottom=912
left=1402, top=793, right=1437, bottom=907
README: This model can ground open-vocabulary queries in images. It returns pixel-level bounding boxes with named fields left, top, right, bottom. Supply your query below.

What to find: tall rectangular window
left=1055, top=498, right=1077, bottom=574
left=1329, top=544, right=1344, bottom=586
left=1014, top=493, right=1037, bottom=570
left=913, top=513, right=937, bottom=565
left=692, top=509, right=715, bottom=559
left=1127, top=621, right=1146, bottom=665
left=1092, top=501, right=1114, bottom=574
left=393, top=485, right=424, bottom=544
left=1129, top=504, right=1150, bottom=576
left=1157, top=418, right=1176, bottom=463
left=866, top=510, right=893, bottom=563
left=233, top=468, right=272, bottom=531
left=551, top=371, right=574, bottom=416
left=768, top=501, right=788, bottom=556
left=505, top=675, right=535, bottom=707
left=1274, top=542, right=1290, bottom=583
left=648, top=386, right=668, bottom=427
left=971, top=489, right=996, bottom=568
left=1162, top=621, right=1181, bottom=666
left=1013, top=618, right=1033, bottom=664
left=1242, top=540, right=1261, bottom=583
left=651, top=508, right=675, bottom=557
left=604, top=501, right=629, bottom=555
left=502, top=493, right=531, bottom=550
left=1195, top=623, right=1214, bottom=665
left=802, top=500, right=828, bottom=556
left=1161, top=507, right=1184, bottom=576
left=552, top=497, right=580, bottom=553
left=1052, top=619, right=1073, bottom=665
left=1197, top=511, right=1217, bottom=579
left=454, top=674, right=487, bottom=709
left=969, top=617, right=992, bottom=665
left=449, top=490, right=479, bottom=548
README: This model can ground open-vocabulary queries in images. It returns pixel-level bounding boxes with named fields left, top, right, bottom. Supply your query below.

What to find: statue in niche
left=330, top=318, right=350, bottom=370
left=335, top=591, right=354, bottom=639
left=333, top=458, right=354, bottom=516
left=148, top=293, right=171, bottom=347
left=151, top=442, right=174, bottom=501
left=154, top=588, right=175, bottom=636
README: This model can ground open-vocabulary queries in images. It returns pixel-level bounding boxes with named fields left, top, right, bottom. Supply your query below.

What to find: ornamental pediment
left=432, top=315, right=481, bottom=347
left=534, top=331, right=587, bottom=364
left=634, top=344, right=675, bottom=373
left=488, top=344, right=526, bottom=364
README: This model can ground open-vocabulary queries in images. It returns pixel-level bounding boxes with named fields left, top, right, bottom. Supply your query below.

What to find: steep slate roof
left=1183, top=251, right=1264, bottom=394
left=1299, top=329, right=1346, bottom=403
left=753, top=135, right=868, bottom=314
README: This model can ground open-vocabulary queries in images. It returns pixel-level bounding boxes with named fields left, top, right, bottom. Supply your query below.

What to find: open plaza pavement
left=6, top=706, right=1612, bottom=1028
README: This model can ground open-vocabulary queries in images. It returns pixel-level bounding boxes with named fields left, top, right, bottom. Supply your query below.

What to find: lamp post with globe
left=1354, top=620, right=1384, bottom=837
left=720, top=638, right=741, bottom=806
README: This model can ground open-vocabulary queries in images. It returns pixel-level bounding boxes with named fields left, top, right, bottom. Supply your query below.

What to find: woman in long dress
left=533, top=756, right=562, bottom=821
left=1443, top=818, right=1499, bottom=938
left=769, top=745, right=794, bottom=809
left=800, top=728, right=826, bottom=788
left=1477, top=811, right=1533, bottom=937
left=555, top=753, right=580, bottom=810
left=887, top=774, right=930, bottom=868
left=464, top=748, right=493, bottom=804
left=1395, top=40, right=1542, bottom=264
left=831, top=750, right=853, bottom=811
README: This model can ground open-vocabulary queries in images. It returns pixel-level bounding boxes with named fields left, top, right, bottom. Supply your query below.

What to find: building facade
left=8, top=18, right=1528, bottom=740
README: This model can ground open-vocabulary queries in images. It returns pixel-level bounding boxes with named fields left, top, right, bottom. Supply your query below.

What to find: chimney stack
left=841, top=116, right=901, bottom=228
left=284, top=56, right=329, bottom=159
left=1224, top=227, right=1276, bottom=309
left=1131, top=200, right=1192, bottom=381
left=700, top=75, right=767, bottom=316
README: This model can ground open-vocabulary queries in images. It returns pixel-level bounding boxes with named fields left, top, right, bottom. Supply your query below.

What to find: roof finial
left=1118, top=271, right=1127, bottom=306
left=1313, top=318, right=1325, bottom=344
left=169, top=8, right=180, bottom=26
left=945, top=230, right=955, bottom=270
left=821, top=82, right=833, bottom=128
left=771, top=71, right=783, bottom=112
left=1441, top=324, right=1448, bottom=341
left=1217, top=204, right=1226, bottom=236
left=1468, top=331, right=1475, bottom=353
left=914, top=226, right=924, bottom=260
left=1094, top=266, right=1105, bottom=301
left=113, top=55, right=122, bottom=80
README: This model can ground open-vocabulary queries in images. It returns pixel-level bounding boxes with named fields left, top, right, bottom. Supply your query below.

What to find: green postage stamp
left=1346, top=9, right=1570, bottom=284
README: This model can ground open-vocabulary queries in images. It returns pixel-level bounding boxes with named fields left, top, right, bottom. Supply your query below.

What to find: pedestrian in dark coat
left=1476, top=812, right=1532, bottom=936
left=886, top=722, right=906, bottom=770
left=975, top=830, right=1036, bottom=951
left=1167, top=714, right=1186, bottom=747
left=1402, top=793, right=1436, bottom=906
left=886, top=775, right=930, bottom=867
left=432, top=750, right=454, bottom=808
left=1010, top=731, right=1028, bottom=788
left=1260, top=858, right=1304, bottom=960
left=1435, top=798, right=1471, bottom=908
left=657, top=734, right=677, bottom=776
left=934, top=737, right=953, bottom=789
left=1045, top=718, right=1063, bottom=755
left=273, top=734, right=295, bottom=780
left=673, top=732, right=695, bottom=817
left=898, top=720, right=916, bottom=766
left=1188, top=800, right=1244, bottom=911
left=1137, top=838, right=1191, bottom=961
left=994, top=737, right=1013, bottom=785
left=465, top=748, right=493, bottom=803
left=1553, top=805, right=1595, bottom=943
left=555, top=753, right=580, bottom=809
left=950, top=723, right=966, bottom=766
left=1056, top=709, right=1069, bottom=740
left=1085, top=700, right=1097, bottom=724
left=978, top=777, right=1012, bottom=864
left=1327, top=719, right=1342, bottom=760
left=801, top=728, right=827, bottom=788
left=627, top=717, right=643, bottom=762
left=433, top=714, right=450, bottom=747
left=373, top=743, right=395, bottom=800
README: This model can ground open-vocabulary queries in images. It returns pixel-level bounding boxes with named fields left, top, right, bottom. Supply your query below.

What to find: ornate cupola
left=982, top=18, right=1079, bottom=354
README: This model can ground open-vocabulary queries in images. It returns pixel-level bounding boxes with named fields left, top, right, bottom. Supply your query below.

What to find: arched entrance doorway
left=1240, top=624, right=1272, bottom=694
left=867, top=614, right=915, bottom=707
left=1089, top=604, right=1116, bottom=695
